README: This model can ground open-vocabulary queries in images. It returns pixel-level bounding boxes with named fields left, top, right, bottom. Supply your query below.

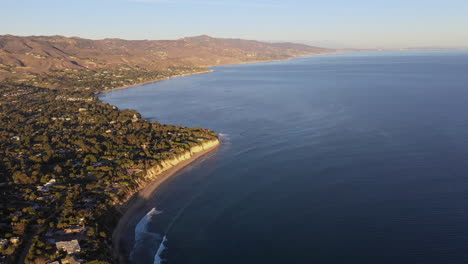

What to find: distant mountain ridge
left=0, top=35, right=335, bottom=81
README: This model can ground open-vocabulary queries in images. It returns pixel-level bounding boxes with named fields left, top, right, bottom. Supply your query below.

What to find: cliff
left=114, top=138, right=220, bottom=211
left=145, top=138, right=220, bottom=180
left=112, top=138, right=220, bottom=262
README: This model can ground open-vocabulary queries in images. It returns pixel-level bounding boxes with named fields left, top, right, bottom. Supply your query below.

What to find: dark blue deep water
left=100, top=51, right=468, bottom=264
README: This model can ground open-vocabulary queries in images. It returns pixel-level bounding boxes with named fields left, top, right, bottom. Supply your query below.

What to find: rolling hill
left=0, top=35, right=335, bottom=82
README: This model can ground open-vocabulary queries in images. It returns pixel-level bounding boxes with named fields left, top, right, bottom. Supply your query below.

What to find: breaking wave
left=130, top=208, right=164, bottom=262
left=134, top=208, right=159, bottom=241
left=153, top=235, right=168, bottom=264
left=218, top=133, right=231, bottom=145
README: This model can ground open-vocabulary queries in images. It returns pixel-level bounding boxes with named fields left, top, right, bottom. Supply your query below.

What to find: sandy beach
left=112, top=139, right=220, bottom=263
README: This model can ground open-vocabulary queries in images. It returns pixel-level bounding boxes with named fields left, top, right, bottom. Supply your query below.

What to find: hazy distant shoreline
left=100, top=69, right=214, bottom=94
left=100, top=51, right=341, bottom=95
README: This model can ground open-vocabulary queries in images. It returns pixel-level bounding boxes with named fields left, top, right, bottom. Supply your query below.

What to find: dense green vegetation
left=0, top=69, right=217, bottom=263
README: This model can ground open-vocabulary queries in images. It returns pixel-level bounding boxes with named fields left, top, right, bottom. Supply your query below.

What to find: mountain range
left=0, top=35, right=335, bottom=82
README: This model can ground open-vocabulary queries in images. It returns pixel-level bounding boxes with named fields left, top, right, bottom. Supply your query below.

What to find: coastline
left=112, top=138, right=220, bottom=263
left=100, top=69, right=214, bottom=94
left=208, top=51, right=343, bottom=68
left=107, top=51, right=337, bottom=263
left=100, top=51, right=341, bottom=95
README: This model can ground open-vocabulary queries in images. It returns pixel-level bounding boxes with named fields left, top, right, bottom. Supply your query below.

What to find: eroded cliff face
left=145, top=138, right=220, bottom=180
left=116, top=138, right=220, bottom=209
left=111, top=138, right=220, bottom=262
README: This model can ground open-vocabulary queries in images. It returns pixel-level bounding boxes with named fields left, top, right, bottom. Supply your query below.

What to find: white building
left=56, top=239, right=81, bottom=254
left=37, top=179, right=56, bottom=192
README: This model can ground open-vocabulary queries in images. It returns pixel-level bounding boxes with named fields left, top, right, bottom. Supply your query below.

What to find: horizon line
left=1, top=33, right=468, bottom=51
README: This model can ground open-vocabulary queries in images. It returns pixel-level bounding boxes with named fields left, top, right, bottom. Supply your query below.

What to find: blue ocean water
left=101, top=51, right=468, bottom=264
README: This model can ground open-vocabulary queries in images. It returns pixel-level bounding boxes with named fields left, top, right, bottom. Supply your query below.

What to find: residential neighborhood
left=0, top=81, right=218, bottom=263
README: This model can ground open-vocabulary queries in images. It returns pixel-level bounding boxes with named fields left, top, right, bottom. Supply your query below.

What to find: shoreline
left=107, top=51, right=337, bottom=263
left=99, top=51, right=341, bottom=96
left=100, top=69, right=215, bottom=94
left=112, top=139, right=220, bottom=263
left=207, top=51, right=343, bottom=68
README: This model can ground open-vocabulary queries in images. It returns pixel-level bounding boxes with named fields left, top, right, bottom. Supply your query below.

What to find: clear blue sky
left=2, top=0, right=468, bottom=48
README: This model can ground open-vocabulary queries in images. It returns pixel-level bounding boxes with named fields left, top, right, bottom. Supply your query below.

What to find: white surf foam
left=134, top=208, right=160, bottom=241
left=218, top=133, right=231, bottom=145
left=153, top=235, right=168, bottom=264
left=130, top=208, right=163, bottom=261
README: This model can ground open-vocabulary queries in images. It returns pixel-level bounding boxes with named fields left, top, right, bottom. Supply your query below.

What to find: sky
left=2, top=0, right=468, bottom=49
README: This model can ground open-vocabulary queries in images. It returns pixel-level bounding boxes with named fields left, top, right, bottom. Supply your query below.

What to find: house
left=83, top=198, right=95, bottom=203
left=0, top=238, right=8, bottom=249
left=37, top=179, right=56, bottom=192
left=72, top=161, right=83, bottom=167
left=10, top=237, right=20, bottom=245
left=93, top=160, right=112, bottom=167
left=56, top=239, right=81, bottom=254
left=57, top=149, right=67, bottom=154
left=132, top=114, right=139, bottom=122
left=127, top=168, right=142, bottom=175
left=141, top=142, right=149, bottom=149
left=64, top=226, right=85, bottom=234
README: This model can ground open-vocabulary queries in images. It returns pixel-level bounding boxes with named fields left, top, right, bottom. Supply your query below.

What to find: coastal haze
left=101, top=50, right=468, bottom=264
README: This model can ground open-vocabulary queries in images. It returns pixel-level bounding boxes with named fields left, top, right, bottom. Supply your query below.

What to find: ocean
left=100, top=51, right=468, bottom=264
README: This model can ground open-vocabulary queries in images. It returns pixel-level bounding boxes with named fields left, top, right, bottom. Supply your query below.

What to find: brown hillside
left=0, top=35, right=334, bottom=82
